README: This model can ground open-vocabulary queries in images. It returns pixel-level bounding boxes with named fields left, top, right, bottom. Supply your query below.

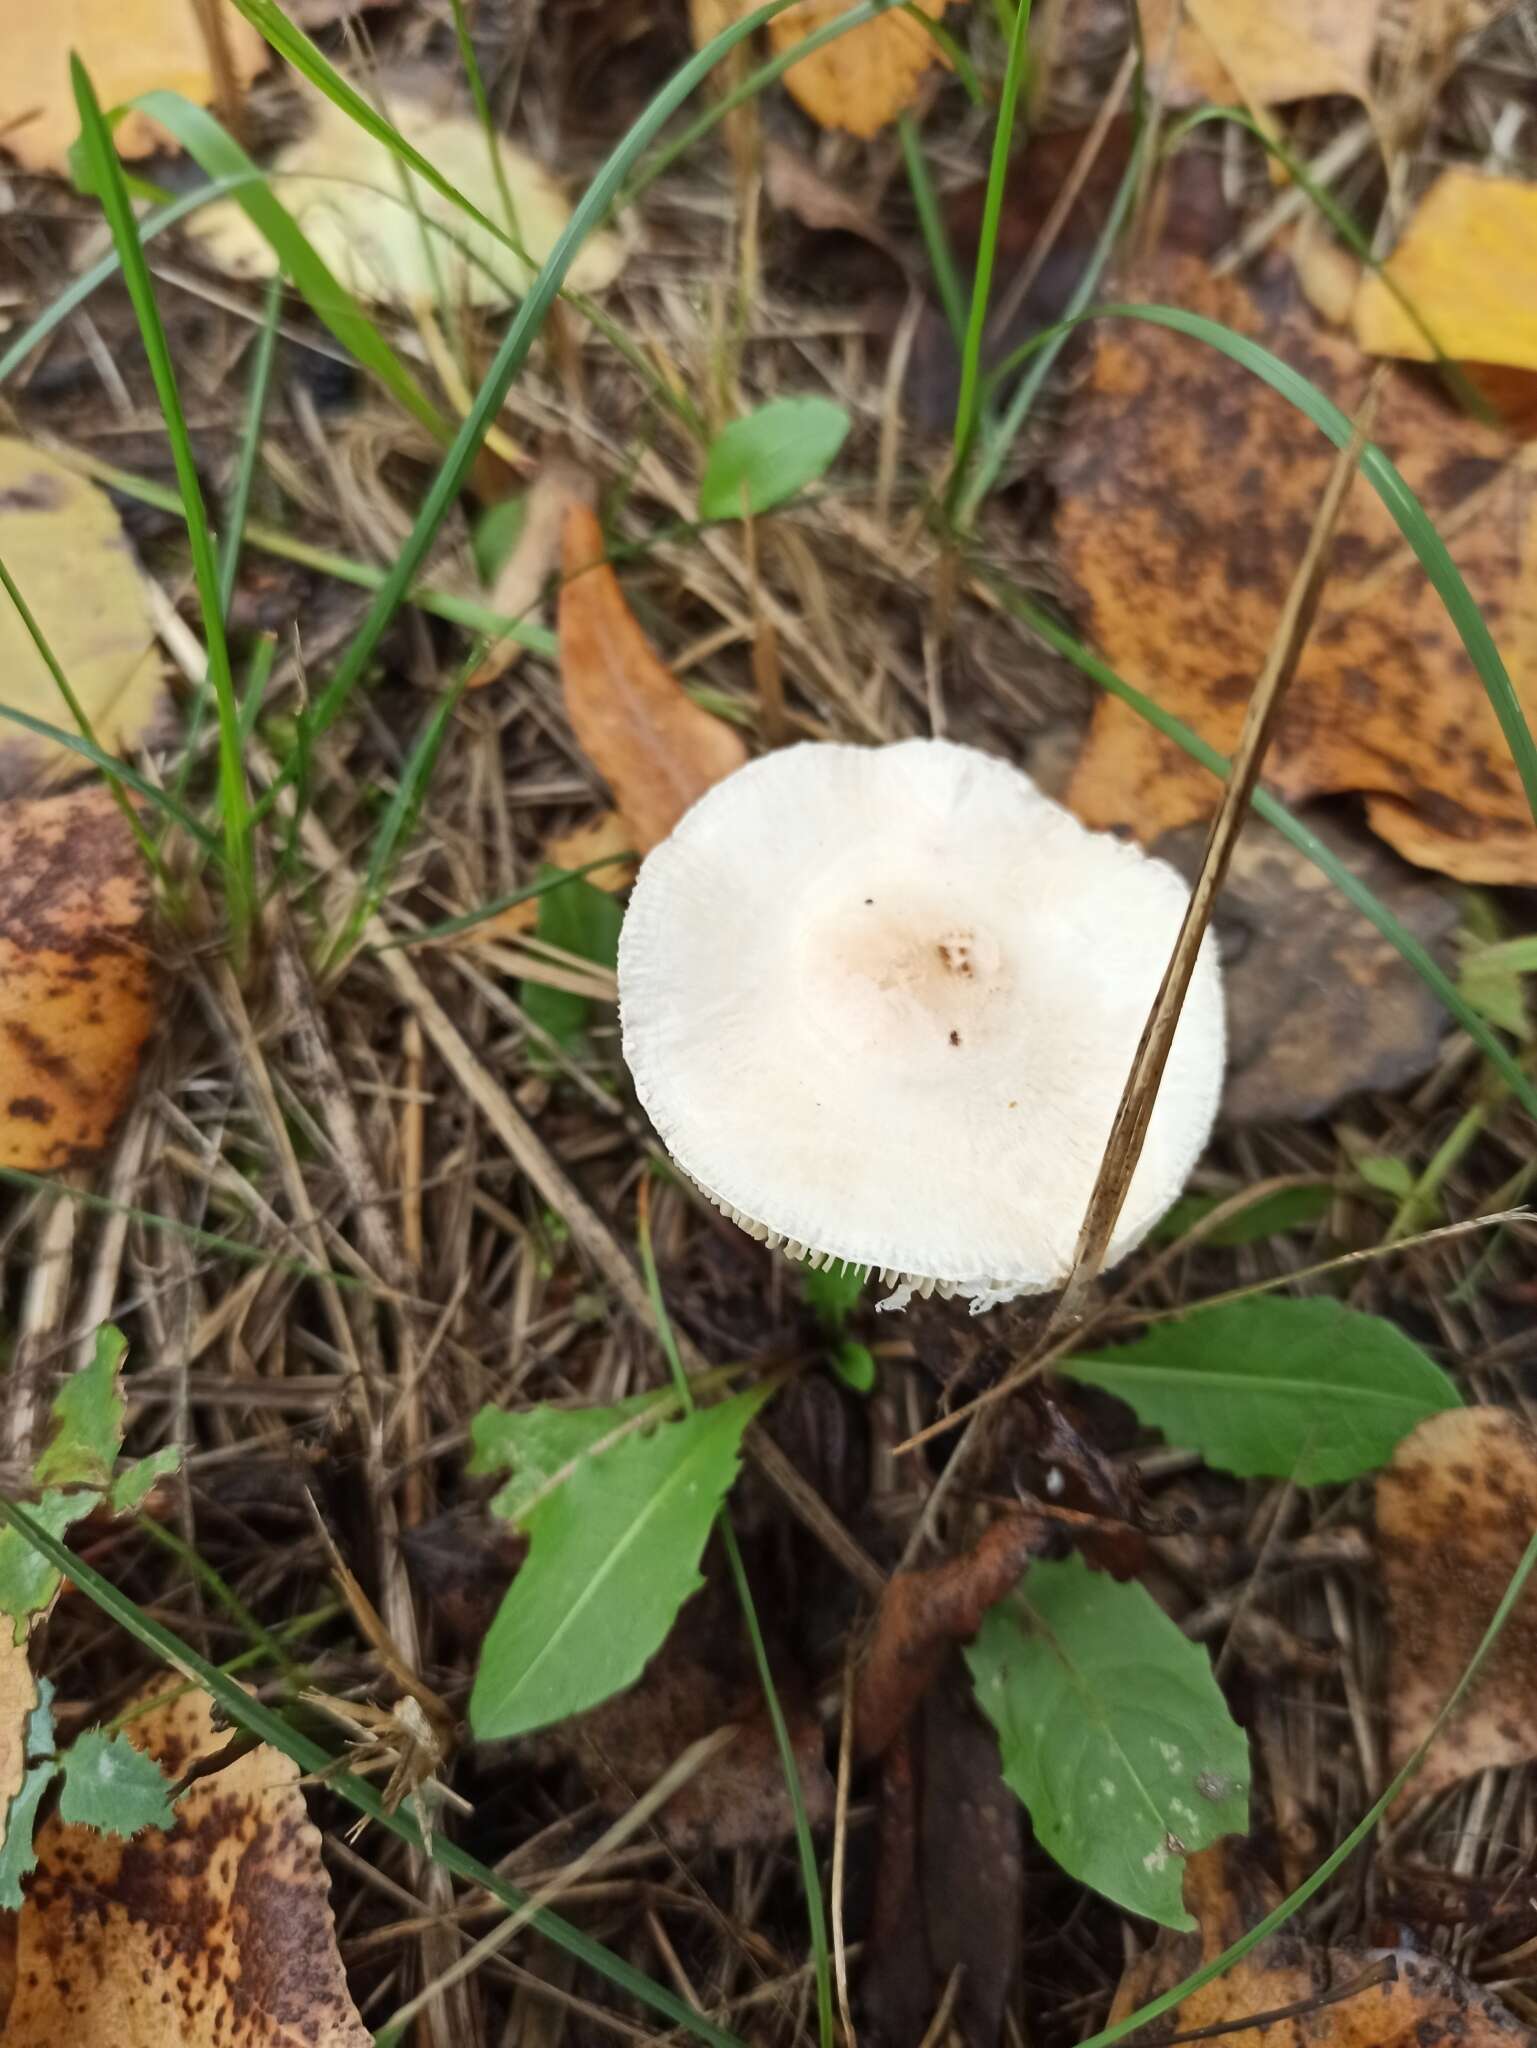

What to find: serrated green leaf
left=698, top=396, right=850, bottom=522
left=57, top=1727, right=176, bottom=1837
left=470, top=1391, right=668, bottom=1523
left=35, top=1324, right=126, bottom=1488
left=520, top=866, right=623, bottom=1058
left=110, top=1443, right=184, bottom=1513
left=1150, top=1185, right=1331, bottom=1248
left=0, top=1491, right=100, bottom=1642
left=469, top=1387, right=768, bottom=1740
left=1060, top=1298, right=1460, bottom=1485
left=0, top=1678, right=58, bottom=1910
left=967, top=1560, right=1248, bottom=1927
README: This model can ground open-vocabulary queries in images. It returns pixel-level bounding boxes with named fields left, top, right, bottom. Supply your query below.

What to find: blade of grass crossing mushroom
left=1052, top=381, right=1385, bottom=1329
left=976, top=303, right=1537, bottom=824
left=71, top=59, right=255, bottom=960
left=637, top=1185, right=836, bottom=2048
left=264, top=0, right=883, bottom=766
left=0, top=1498, right=752, bottom=2048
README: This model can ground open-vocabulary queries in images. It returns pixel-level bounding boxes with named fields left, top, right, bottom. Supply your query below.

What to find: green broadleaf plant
left=34, top=1325, right=127, bottom=1489
left=57, top=1727, right=176, bottom=1837
left=520, top=867, right=624, bottom=1058
left=1060, top=1298, right=1461, bottom=1485
left=469, top=1387, right=770, bottom=1739
left=698, top=396, right=851, bottom=522
left=1151, top=1185, right=1332, bottom=1249
left=967, top=1558, right=1250, bottom=1927
left=0, top=1681, right=58, bottom=1909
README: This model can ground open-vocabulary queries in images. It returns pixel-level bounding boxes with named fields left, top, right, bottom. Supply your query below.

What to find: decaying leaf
left=0, top=440, right=165, bottom=796
left=188, top=70, right=626, bottom=310
left=1354, top=169, right=1537, bottom=375
left=856, top=1512, right=1048, bottom=1761
left=1157, top=811, right=1461, bottom=1122
left=1055, top=248, right=1537, bottom=882
left=1139, top=0, right=1382, bottom=108
left=558, top=502, right=748, bottom=852
left=471, top=452, right=595, bottom=687
left=5, top=1684, right=370, bottom=2047
left=0, top=788, right=155, bottom=1172
left=1, top=0, right=267, bottom=177
left=1377, top=1407, right=1537, bottom=1810
left=0, top=1633, right=37, bottom=1828
left=1113, top=1841, right=1536, bottom=2048
left=768, top=0, right=956, bottom=139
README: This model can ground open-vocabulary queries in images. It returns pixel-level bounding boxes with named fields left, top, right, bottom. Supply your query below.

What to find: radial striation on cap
left=619, top=738, right=1224, bottom=1310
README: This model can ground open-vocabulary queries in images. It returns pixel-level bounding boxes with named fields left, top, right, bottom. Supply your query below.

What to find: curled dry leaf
left=1113, top=1841, right=1536, bottom=2048
left=1139, top=0, right=1382, bottom=107
left=0, top=789, right=155, bottom=1173
left=0, top=440, right=165, bottom=797
left=1377, top=1407, right=1537, bottom=1811
left=1156, top=811, right=1460, bottom=1123
left=1055, top=248, right=1537, bottom=883
left=1354, top=169, right=1537, bottom=375
left=769, top=0, right=957, bottom=139
left=188, top=71, right=626, bottom=311
left=856, top=1512, right=1048, bottom=1761
left=471, top=453, right=595, bottom=688
left=5, top=1684, right=370, bottom=2047
left=2, top=0, right=267, bottom=176
left=558, top=502, right=748, bottom=852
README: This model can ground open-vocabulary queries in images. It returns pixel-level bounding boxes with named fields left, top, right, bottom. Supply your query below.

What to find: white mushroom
left=618, top=738, right=1224, bottom=1311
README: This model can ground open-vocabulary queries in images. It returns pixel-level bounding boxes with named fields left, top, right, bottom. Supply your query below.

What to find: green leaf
left=0, top=1681, right=59, bottom=1910
left=473, top=496, right=529, bottom=585
left=0, top=1491, right=100, bottom=1642
left=698, top=396, right=850, bottom=521
left=1151, top=1186, right=1331, bottom=1248
left=1060, top=1298, right=1461, bottom=1485
left=35, top=1325, right=127, bottom=1489
left=1356, top=1155, right=1415, bottom=1200
left=111, top=1443, right=184, bottom=1513
left=967, top=1560, right=1249, bottom=1927
left=802, top=1261, right=868, bottom=1328
left=830, top=1339, right=876, bottom=1394
left=1460, top=942, right=1531, bottom=1041
left=469, top=1387, right=768, bottom=1739
left=57, top=1727, right=175, bottom=1836
left=520, top=867, right=623, bottom=1057
left=470, top=1391, right=669, bottom=1523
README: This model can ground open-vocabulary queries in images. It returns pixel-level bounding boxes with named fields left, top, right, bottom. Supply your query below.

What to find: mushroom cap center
left=796, top=888, right=1011, bottom=1062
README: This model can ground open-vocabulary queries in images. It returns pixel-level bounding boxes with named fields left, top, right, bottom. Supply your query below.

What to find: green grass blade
left=949, top=0, right=1033, bottom=477
left=978, top=301, right=1537, bottom=830
left=72, top=60, right=254, bottom=955
left=295, top=0, right=843, bottom=757
left=899, top=113, right=967, bottom=349
left=1076, top=1528, right=1537, bottom=2048
left=0, top=1499, right=748, bottom=2048
left=131, top=90, right=450, bottom=441
left=0, top=703, right=220, bottom=854
left=219, top=273, right=283, bottom=621
left=988, top=579, right=1537, bottom=1124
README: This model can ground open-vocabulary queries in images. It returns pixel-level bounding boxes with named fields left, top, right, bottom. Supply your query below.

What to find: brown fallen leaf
left=1354, top=170, right=1537, bottom=375
left=1156, top=810, right=1460, bottom=1123
left=558, top=502, right=748, bottom=852
left=6, top=1684, right=370, bottom=2047
left=1376, top=1407, right=1537, bottom=1811
left=1113, top=1841, right=1536, bottom=2048
left=1139, top=0, right=1382, bottom=107
left=2, top=0, right=267, bottom=176
left=0, top=1631, right=36, bottom=1823
left=0, top=439, right=166, bottom=796
left=856, top=1512, right=1048, bottom=1761
left=471, top=452, right=595, bottom=688
left=0, top=788, right=155, bottom=1172
left=768, top=0, right=957, bottom=139
left=1055, top=247, right=1537, bottom=882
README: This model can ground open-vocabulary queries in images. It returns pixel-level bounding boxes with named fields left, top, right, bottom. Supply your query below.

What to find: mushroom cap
left=619, top=738, right=1224, bottom=1308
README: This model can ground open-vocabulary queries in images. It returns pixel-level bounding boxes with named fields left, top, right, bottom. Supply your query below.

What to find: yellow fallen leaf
left=2, top=0, right=267, bottom=177
left=1354, top=168, right=1537, bottom=373
left=6, top=1684, right=370, bottom=2046
left=558, top=502, right=748, bottom=852
left=188, top=71, right=627, bottom=310
left=0, top=788, right=155, bottom=1171
left=768, top=0, right=956, bottom=139
left=0, top=440, right=165, bottom=797
left=1140, top=0, right=1381, bottom=107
